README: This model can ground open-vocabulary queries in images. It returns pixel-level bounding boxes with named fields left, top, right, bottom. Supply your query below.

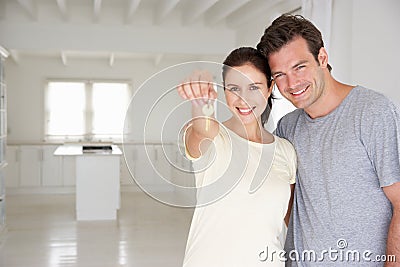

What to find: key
left=202, top=99, right=214, bottom=131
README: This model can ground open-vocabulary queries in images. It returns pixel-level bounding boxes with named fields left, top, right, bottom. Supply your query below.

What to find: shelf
left=0, top=52, right=7, bottom=232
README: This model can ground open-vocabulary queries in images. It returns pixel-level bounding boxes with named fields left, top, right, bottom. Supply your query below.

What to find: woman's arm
left=177, top=71, right=219, bottom=158
left=284, top=183, right=295, bottom=226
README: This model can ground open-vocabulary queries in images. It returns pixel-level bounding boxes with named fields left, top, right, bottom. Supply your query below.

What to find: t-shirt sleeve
left=274, top=112, right=298, bottom=141
left=277, top=137, right=297, bottom=185
left=362, top=98, right=400, bottom=187
left=289, top=148, right=297, bottom=184
left=274, top=117, right=285, bottom=138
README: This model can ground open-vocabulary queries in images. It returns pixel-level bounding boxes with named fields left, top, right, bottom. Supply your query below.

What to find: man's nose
left=287, top=73, right=298, bottom=89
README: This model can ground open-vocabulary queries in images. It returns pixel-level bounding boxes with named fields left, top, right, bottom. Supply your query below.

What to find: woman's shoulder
left=274, top=135, right=295, bottom=152
left=273, top=135, right=297, bottom=165
left=273, top=135, right=297, bottom=184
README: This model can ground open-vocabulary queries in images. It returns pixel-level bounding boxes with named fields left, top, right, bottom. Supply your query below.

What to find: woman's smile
left=236, top=106, right=255, bottom=116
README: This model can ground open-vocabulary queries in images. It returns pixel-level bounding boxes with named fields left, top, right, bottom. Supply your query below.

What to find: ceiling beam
left=109, top=53, right=115, bottom=67
left=205, top=0, right=252, bottom=25
left=9, top=50, right=20, bottom=64
left=154, top=0, right=181, bottom=24
left=56, top=0, right=68, bottom=20
left=93, top=0, right=102, bottom=22
left=17, top=0, right=37, bottom=20
left=154, top=53, right=163, bottom=66
left=0, top=46, right=9, bottom=58
left=182, top=0, right=219, bottom=24
left=61, top=51, right=67, bottom=66
left=0, top=1, right=6, bottom=20
left=226, top=0, right=300, bottom=28
left=125, top=0, right=142, bottom=23
left=0, top=22, right=236, bottom=55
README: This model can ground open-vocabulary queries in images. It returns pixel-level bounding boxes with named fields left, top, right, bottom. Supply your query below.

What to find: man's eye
left=296, top=65, right=305, bottom=71
left=273, top=73, right=284, bottom=80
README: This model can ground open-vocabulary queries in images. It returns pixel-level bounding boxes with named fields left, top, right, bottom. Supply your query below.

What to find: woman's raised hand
left=177, top=70, right=217, bottom=107
left=177, top=70, right=219, bottom=157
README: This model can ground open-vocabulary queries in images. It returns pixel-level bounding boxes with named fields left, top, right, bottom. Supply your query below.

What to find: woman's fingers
left=198, top=71, right=213, bottom=99
left=177, top=70, right=217, bottom=104
left=177, top=81, right=188, bottom=99
left=209, top=86, right=218, bottom=100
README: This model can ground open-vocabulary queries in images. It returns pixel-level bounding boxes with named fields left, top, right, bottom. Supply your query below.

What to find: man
left=257, top=14, right=400, bottom=266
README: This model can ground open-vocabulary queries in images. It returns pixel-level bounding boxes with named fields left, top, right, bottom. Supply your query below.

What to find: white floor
left=0, top=191, right=194, bottom=267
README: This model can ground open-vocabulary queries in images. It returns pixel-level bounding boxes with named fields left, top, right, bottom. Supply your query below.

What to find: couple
left=177, top=14, right=400, bottom=266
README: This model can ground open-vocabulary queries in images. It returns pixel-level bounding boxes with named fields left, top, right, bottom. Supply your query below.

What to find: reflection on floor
left=0, top=191, right=194, bottom=267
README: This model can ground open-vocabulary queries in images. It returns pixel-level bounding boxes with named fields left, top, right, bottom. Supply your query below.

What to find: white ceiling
left=0, top=0, right=301, bottom=65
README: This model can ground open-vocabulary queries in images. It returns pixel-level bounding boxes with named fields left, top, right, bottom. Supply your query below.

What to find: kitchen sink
left=82, top=145, right=113, bottom=153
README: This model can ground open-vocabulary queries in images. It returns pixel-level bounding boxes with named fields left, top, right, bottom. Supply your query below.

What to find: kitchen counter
left=54, top=144, right=122, bottom=221
left=54, top=144, right=122, bottom=156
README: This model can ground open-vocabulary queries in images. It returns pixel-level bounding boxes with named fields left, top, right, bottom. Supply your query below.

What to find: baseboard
left=5, top=184, right=174, bottom=195
left=6, top=186, right=76, bottom=195
left=0, top=225, right=7, bottom=248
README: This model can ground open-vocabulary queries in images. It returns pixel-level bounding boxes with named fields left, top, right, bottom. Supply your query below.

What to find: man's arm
left=383, top=181, right=400, bottom=266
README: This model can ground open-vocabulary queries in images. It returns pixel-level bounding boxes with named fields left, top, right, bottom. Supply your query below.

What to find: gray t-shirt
left=275, top=86, right=400, bottom=266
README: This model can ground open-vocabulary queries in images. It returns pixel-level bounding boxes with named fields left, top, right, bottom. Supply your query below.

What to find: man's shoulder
left=353, top=86, right=395, bottom=107
left=274, top=109, right=303, bottom=139
left=350, top=86, right=400, bottom=119
left=279, top=108, right=303, bottom=125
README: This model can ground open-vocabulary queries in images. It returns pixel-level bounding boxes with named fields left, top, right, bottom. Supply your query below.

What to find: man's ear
left=318, top=47, right=329, bottom=68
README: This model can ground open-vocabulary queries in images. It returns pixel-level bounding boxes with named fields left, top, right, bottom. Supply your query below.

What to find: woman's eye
left=249, top=86, right=260, bottom=90
left=227, top=87, right=239, bottom=92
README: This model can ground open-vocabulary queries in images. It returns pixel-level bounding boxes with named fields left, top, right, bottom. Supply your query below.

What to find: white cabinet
left=5, top=144, right=74, bottom=189
left=0, top=169, right=5, bottom=228
left=120, top=144, right=134, bottom=186
left=4, top=145, right=19, bottom=188
left=54, top=145, right=122, bottom=220
left=42, top=145, right=62, bottom=186
left=0, top=47, right=8, bottom=234
left=61, top=156, right=76, bottom=186
left=121, top=143, right=180, bottom=191
left=4, top=143, right=192, bottom=195
left=76, top=155, right=120, bottom=220
left=19, top=146, right=41, bottom=187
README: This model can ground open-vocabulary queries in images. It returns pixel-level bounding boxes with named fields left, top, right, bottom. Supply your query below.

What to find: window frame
left=44, top=79, right=132, bottom=143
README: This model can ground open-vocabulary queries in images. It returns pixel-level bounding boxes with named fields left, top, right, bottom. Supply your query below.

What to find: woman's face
left=224, top=64, right=271, bottom=126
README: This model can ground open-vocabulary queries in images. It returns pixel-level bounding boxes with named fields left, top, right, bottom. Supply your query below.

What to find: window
left=45, top=80, right=131, bottom=142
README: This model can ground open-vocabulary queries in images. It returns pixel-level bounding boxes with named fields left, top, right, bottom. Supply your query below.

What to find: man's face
left=268, top=37, right=326, bottom=112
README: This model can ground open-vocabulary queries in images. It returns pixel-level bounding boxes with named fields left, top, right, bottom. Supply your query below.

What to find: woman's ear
left=318, top=47, right=329, bottom=68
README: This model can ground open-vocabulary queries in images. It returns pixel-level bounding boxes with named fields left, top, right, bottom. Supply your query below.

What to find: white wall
left=235, top=0, right=400, bottom=129
left=5, top=0, right=400, bottom=143
left=5, top=56, right=152, bottom=142
left=5, top=55, right=224, bottom=143
left=330, top=0, right=400, bottom=104
left=351, top=0, right=400, bottom=104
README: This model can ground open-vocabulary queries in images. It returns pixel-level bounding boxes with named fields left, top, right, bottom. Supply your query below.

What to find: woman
left=177, top=47, right=296, bottom=266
